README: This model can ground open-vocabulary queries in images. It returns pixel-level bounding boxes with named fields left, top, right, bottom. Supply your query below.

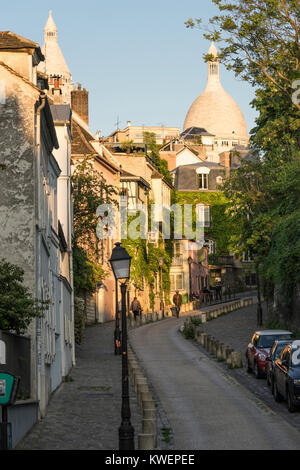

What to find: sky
left=3, top=0, right=258, bottom=137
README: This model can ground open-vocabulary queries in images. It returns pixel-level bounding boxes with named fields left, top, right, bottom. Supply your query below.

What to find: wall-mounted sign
left=0, top=373, right=20, bottom=406
left=0, top=340, right=6, bottom=364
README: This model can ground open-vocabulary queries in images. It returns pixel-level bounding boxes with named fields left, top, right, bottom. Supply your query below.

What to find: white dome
left=183, top=43, right=248, bottom=140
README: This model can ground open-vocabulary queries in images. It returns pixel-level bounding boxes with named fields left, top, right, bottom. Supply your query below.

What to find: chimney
left=71, top=83, right=89, bottom=125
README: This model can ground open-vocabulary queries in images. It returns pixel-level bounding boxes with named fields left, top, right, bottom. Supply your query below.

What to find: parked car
left=273, top=340, right=300, bottom=412
left=266, top=339, right=293, bottom=392
left=246, top=330, right=293, bottom=379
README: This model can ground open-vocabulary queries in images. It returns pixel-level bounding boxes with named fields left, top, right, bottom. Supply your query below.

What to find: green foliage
left=72, top=158, right=117, bottom=296
left=186, top=0, right=300, bottom=111
left=122, top=213, right=173, bottom=309
left=0, top=259, right=47, bottom=335
left=182, top=321, right=196, bottom=340
left=73, top=245, right=106, bottom=295
left=175, top=191, right=233, bottom=256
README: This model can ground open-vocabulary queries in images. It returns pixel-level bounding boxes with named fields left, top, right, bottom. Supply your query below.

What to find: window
left=197, top=205, right=210, bottom=227
left=245, top=274, right=257, bottom=286
left=209, top=63, right=218, bottom=75
left=222, top=141, right=229, bottom=146
left=206, top=239, right=216, bottom=254
left=243, top=251, right=254, bottom=262
left=170, top=273, right=183, bottom=291
left=198, top=173, right=208, bottom=189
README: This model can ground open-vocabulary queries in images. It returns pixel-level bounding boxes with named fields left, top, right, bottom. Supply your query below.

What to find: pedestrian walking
left=130, top=297, right=141, bottom=320
left=173, top=290, right=182, bottom=318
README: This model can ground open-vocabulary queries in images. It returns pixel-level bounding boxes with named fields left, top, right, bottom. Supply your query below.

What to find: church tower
left=38, top=11, right=73, bottom=104
left=183, top=42, right=249, bottom=159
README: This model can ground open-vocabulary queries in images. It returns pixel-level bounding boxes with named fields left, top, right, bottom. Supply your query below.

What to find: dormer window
left=196, top=166, right=210, bottom=190
left=198, top=173, right=208, bottom=189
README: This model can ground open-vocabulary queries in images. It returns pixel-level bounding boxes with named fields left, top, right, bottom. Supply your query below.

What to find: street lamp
left=159, top=256, right=164, bottom=317
left=109, top=242, right=135, bottom=450
left=188, top=256, right=193, bottom=301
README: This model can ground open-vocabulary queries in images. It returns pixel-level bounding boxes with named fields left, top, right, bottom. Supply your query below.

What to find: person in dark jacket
left=173, top=290, right=182, bottom=318
left=131, top=297, right=141, bottom=319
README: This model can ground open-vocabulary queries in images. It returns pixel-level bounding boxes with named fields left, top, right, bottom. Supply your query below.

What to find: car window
left=280, top=346, right=290, bottom=362
left=275, top=342, right=291, bottom=359
left=258, top=334, right=292, bottom=349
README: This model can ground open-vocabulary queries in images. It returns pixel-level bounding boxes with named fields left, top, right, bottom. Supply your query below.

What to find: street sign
left=0, top=340, right=5, bottom=364
left=0, top=373, right=20, bottom=406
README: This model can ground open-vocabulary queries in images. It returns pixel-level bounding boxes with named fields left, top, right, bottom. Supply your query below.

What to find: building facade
left=0, top=30, right=75, bottom=442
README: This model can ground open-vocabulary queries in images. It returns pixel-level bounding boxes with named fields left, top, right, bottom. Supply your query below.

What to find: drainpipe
left=35, top=93, right=47, bottom=416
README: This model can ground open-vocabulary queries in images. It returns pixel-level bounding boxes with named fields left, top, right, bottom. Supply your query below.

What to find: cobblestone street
left=16, top=322, right=142, bottom=450
left=188, top=298, right=300, bottom=435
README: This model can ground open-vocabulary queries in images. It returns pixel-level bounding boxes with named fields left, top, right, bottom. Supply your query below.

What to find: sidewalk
left=16, top=321, right=142, bottom=450
left=16, top=294, right=257, bottom=450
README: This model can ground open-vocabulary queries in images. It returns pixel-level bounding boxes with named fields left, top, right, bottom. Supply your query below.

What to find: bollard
left=199, top=332, right=205, bottom=346
left=140, top=390, right=153, bottom=406
left=143, top=408, right=156, bottom=420
left=221, top=343, right=227, bottom=361
left=143, top=419, right=157, bottom=447
left=209, top=337, right=216, bottom=354
left=142, top=399, right=156, bottom=412
left=157, top=310, right=162, bottom=320
left=137, top=383, right=150, bottom=407
left=214, top=340, right=220, bottom=356
left=134, top=377, right=147, bottom=392
left=147, top=313, right=152, bottom=323
left=216, top=342, right=224, bottom=361
left=230, top=351, right=243, bottom=368
left=226, top=348, right=234, bottom=367
left=152, top=311, right=157, bottom=322
left=138, top=433, right=155, bottom=450
left=201, top=313, right=207, bottom=323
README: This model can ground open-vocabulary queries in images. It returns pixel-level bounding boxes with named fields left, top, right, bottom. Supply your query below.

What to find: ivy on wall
left=175, top=191, right=234, bottom=257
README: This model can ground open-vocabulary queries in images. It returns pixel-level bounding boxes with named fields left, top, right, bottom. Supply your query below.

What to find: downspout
left=65, top=123, right=76, bottom=366
left=35, top=93, right=47, bottom=416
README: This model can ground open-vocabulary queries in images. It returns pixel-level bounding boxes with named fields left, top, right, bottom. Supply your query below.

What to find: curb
left=180, top=297, right=254, bottom=369
left=127, top=344, right=158, bottom=450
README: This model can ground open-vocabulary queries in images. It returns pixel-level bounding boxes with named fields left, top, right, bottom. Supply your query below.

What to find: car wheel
left=274, top=380, right=283, bottom=402
left=287, top=389, right=296, bottom=413
left=254, top=361, right=262, bottom=379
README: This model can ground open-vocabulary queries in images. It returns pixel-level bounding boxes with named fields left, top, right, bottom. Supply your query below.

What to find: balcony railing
left=217, top=255, right=235, bottom=265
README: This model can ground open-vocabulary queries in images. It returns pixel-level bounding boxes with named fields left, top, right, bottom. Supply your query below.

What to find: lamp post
left=109, top=242, right=135, bottom=450
left=114, top=278, right=121, bottom=355
left=159, top=256, right=164, bottom=317
left=188, top=256, right=193, bottom=301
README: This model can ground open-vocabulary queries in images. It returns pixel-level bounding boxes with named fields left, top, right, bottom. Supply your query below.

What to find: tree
left=185, top=0, right=300, bottom=110
left=72, top=158, right=118, bottom=295
left=0, top=259, right=47, bottom=335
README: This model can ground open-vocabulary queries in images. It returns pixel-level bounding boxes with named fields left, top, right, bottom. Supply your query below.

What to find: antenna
left=115, top=115, right=121, bottom=130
